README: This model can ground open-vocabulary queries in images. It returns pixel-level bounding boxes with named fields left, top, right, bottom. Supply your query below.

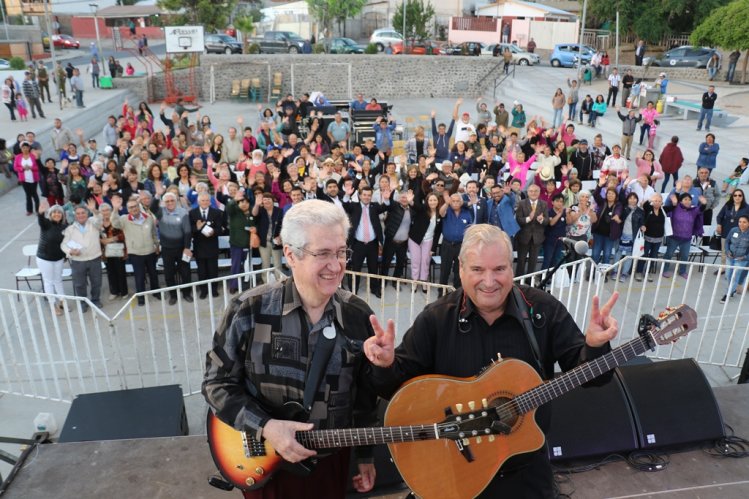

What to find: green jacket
left=226, top=199, right=255, bottom=248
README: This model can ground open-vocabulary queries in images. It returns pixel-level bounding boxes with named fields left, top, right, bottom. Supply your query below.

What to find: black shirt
left=702, top=92, right=718, bottom=110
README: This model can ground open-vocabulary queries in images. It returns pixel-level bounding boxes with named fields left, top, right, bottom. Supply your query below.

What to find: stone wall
left=615, top=64, right=731, bottom=83
left=200, top=54, right=504, bottom=101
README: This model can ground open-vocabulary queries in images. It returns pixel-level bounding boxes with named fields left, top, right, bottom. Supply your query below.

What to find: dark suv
left=644, top=46, right=717, bottom=68
left=204, top=34, right=243, bottom=54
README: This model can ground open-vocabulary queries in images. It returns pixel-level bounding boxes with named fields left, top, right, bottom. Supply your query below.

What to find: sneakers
left=647, top=274, right=654, bottom=282
left=635, top=273, right=644, bottom=282
left=720, top=295, right=727, bottom=304
left=679, top=273, right=689, bottom=279
left=618, top=276, right=628, bottom=283
left=662, top=271, right=673, bottom=278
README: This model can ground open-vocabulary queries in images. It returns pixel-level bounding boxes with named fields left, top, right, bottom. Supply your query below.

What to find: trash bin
left=100, top=75, right=113, bottom=89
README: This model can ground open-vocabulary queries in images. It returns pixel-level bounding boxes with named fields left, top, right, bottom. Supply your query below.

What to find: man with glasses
left=203, top=200, right=379, bottom=498
left=111, top=195, right=161, bottom=306
left=154, top=192, right=193, bottom=304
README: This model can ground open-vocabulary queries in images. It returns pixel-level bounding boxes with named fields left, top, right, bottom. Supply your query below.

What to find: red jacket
left=659, top=143, right=684, bottom=174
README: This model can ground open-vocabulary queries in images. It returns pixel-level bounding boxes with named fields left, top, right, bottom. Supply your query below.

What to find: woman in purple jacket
left=662, top=192, right=706, bottom=278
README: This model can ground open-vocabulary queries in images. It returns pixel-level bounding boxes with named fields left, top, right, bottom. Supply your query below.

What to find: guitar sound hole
left=489, top=396, right=520, bottom=430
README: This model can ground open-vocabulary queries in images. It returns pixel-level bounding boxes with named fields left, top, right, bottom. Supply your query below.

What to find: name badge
left=323, top=326, right=336, bottom=340
left=733, top=232, right=740, bottom=238
left=462, top=219, right=468, bottom=224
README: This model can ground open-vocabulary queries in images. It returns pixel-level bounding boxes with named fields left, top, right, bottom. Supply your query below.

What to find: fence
left=0, top=269, right=453, bottom=403
left=1, top=257, right=746, bottom=403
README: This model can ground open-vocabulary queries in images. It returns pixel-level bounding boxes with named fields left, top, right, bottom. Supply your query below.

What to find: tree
left=306, top=0, right=366, bottom=36
left=586, top=0, right=730, bottom=42
left=691, top=0, right=749, bottom=83
left=392, top=0, right=436, bottom=41
left=157, top=0, right=238, bottom=32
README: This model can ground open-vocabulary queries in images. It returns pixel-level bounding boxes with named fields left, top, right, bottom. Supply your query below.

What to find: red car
left=52, top=34, right=80, bottom=49
left=392, top=41, right=442, bottom=55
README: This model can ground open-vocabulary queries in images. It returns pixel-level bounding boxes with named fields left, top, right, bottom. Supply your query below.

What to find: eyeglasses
left=435, top=183, right=445, bottom=187
left=734, top=194, right=744, bottom=198
left=293, top=246, right=352, bottom=262
left=126, top=205, right=139, bottom=210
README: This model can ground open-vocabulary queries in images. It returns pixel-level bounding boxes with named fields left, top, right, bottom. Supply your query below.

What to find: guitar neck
left=296, top=424, right=438, bottom=450
left=513, top=333, right=653, bottom=414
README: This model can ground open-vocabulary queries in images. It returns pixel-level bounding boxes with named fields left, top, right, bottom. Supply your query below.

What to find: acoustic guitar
left=207, top=305, right=696, bottom=497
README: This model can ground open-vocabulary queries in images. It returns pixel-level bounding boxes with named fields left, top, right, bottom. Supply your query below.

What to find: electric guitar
left=207, top=305, right=697, bottom=498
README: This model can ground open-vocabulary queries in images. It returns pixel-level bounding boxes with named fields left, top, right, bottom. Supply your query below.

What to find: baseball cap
left=462, top=112, right=470, bottom=116
left=579, top=139, right=588, bottom=145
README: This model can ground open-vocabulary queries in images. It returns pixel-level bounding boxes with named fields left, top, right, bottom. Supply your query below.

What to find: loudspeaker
left=616, top=359, right=725, bottom=449
left=546, top=374, right=639, bottom=461
left=59, top=385, right=188, bottom=443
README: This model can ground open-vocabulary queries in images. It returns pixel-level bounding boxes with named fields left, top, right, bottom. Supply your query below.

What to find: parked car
left=486, top=43, right=540, bottom=65
left=249, top=31, right=312, bottom=54
left=328, top=37, right=365, bottom=54
left=0, top=58, right=9, bottom=70
left=369, top=28, right=403, bottom=52
left=204, top=34, right=243, bottom=54
left=550, top=43, right=595, bottom=67
left=392, top=40, right=443, bottom=55
left=644, top=46, right=717, bottom=68
left=52, top=34, right=80, bottom=49
left=445, top=41, right=484, bottom=56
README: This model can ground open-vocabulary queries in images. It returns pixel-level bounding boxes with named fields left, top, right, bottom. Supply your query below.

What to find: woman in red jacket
left=659, top=135, right=684, bottom=194
left=13, top=141, right=41, bottom=215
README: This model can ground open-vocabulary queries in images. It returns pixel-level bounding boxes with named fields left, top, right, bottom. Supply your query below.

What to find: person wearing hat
left=569, top=138, right=595, bottom=180
left=455, top=106, right=476, bottom=143
left=661, top=191, right=706, bottom=278
left=535, top=160, right=565, bottom=207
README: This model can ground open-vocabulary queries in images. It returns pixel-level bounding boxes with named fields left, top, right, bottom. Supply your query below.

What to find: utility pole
left=43, top=0, right=60, bottom=108
left=90, top=3, right=105, bottom=75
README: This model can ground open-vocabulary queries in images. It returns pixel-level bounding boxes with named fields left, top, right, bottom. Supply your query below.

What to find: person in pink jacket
left=639, top=101, right=659, bottom=147
left=635, top=149, right=664, bottom=187
left=13, top=141, right=41, bottom=215
left=507, top=147, right=538, bottom=189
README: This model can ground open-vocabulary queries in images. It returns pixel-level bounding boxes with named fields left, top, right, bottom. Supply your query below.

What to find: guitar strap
left=301, top=311, right=337, bottom=416
left=511, top=286, right=547, bottom=379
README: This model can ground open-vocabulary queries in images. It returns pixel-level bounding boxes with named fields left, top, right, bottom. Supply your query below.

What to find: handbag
left=104, top=242, right=125, bottom=258
left=663, top=216, right=673, bottom=238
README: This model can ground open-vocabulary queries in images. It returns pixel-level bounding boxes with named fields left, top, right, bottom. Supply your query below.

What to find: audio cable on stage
left=704, top=424, right=749, bottom=459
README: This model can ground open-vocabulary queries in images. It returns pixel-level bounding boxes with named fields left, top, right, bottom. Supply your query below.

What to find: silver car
left=369, top=28, right=403, bottom=52
left=486, top=43, right=540, bottom=65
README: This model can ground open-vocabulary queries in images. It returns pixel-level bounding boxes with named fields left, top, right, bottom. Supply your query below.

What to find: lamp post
left=90, top=3, right=105, bottom=75
left=1, top=0, right=10, bottom=40
left=42, top=0, right=60, bottom=108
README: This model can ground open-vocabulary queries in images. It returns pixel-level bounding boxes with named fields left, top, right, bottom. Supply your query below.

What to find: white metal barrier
left=0, top=269, right=454, bottom=403
left=2, top=257, right=746, bottom=403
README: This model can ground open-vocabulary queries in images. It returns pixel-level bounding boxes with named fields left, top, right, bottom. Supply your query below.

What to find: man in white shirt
left=601, top=144, right=628, bottom=182
left=454, top=112, right=476, bottom=143
left=60, top=200, right=103, bottom=311
left=607, top=68, right=621, bottom=107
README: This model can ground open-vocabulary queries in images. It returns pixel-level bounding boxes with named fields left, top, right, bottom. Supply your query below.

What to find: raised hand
left=364, top=315, right=395, bottom=368
left=585, top=292, right=619, bottom=347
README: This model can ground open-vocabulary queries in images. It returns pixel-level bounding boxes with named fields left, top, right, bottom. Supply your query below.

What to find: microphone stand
left=536, top=243, right=576, bottom=291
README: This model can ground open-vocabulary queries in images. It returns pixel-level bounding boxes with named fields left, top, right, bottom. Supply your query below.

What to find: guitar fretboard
left=511, top=333, right=654, bottom=415
left=296, top=424, right=437, bottom=449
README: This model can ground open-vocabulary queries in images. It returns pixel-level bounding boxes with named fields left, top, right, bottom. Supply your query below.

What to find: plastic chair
left=229, top=80, right=241, bottom=100
left=249, top=78, right=261, bottom=102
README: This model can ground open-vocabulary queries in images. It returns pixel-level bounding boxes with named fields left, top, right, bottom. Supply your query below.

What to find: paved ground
left=1, top=57, right=748, bottom=485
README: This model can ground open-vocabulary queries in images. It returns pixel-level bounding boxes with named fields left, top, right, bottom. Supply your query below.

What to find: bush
left=247, top=42, right=261, bottom=54
left=312, top=43, right=326, bottom=54
left=364, top=43, right=378, bottom=54
left=9, top=57, right=26, bottom=70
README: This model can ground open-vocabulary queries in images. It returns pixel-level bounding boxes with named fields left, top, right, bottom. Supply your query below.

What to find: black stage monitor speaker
left=546, top=374, right=639, bottom=462
left=616, top=359, right=725, bottom=449
left=59, top=385, right=188, bottom=443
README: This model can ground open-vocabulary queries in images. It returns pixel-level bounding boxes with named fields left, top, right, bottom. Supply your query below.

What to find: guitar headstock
left=650, top=305, right=698, bottom=346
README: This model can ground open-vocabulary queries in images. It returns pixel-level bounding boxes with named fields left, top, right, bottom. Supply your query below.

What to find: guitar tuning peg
left=475, top=436, right=482, bottom=444
left=455, top=403, right=463, bottom=413
left=468, top=401, right=476, bottom=411
left=488, top=435, right=495, bottom=442
left=497, top=352, right=502, bottom=361
left=482, top=398, right=488, bottom=408
left=462, top=438, right=470, bottom=446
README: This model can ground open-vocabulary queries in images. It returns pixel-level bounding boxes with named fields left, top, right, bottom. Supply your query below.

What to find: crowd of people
left=2, top=72, right=749, bottom=312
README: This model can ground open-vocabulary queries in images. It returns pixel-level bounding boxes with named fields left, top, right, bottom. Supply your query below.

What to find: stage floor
left=3, top=385, right=748, bottom=499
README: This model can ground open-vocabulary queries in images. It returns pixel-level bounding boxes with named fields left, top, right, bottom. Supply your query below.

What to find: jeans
left=552, top=108, right=564, bottom=129
left=161, top=246, right=191, bottom=297
left=614, top=242, right=634, bottom=276
left=229, top=245, right=248, bottom=292
left=591, top=234, right=616, bottom=264
left=708, top=67, right=718, bottom=80
left=36, top=256, right=65, bottom=304
left=104, top=256, right=128, bottom=296
left=91, top=73, right=100, bottom=88
left=541, top=238, right=563, bottom=270
left=70, top=258, right=102, bottom=305
left=661, top=172, right=679, bottom=193
left=727, top=62, right=737, bottom=82
left=639, top=124, right=650, bottom=145
left=28, top=96, right=44, bottom=118
left=636, top=240, right=662, bottom=274
left=662, top=236, right=692, bottom=275
left=408, top=237, right=432, bottom=281
left=725, top=258, right=749, bottom=296
left=606, top=87, right=618, bottom=107
left=697, top=108, right=713, bottom=130
left=74, top=89, right=84, bottom=107
left=4, top=102, right=15, bottom=120
left=568, top=102, right=577, bottom=121
left=21, top=181, right=39, bottom=213
left=440, top=240, right=462, bottom=288
left=588, top=110, right=602, bottom=126
left=130, top=252, right=159, bottom=295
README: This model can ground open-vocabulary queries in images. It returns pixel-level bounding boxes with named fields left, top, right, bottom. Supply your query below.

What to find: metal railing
left=2, top=256, right=746, bottom=403
left=492, top=63, right=516, bottom=99
left=0, top=269, right=453, bottom=403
